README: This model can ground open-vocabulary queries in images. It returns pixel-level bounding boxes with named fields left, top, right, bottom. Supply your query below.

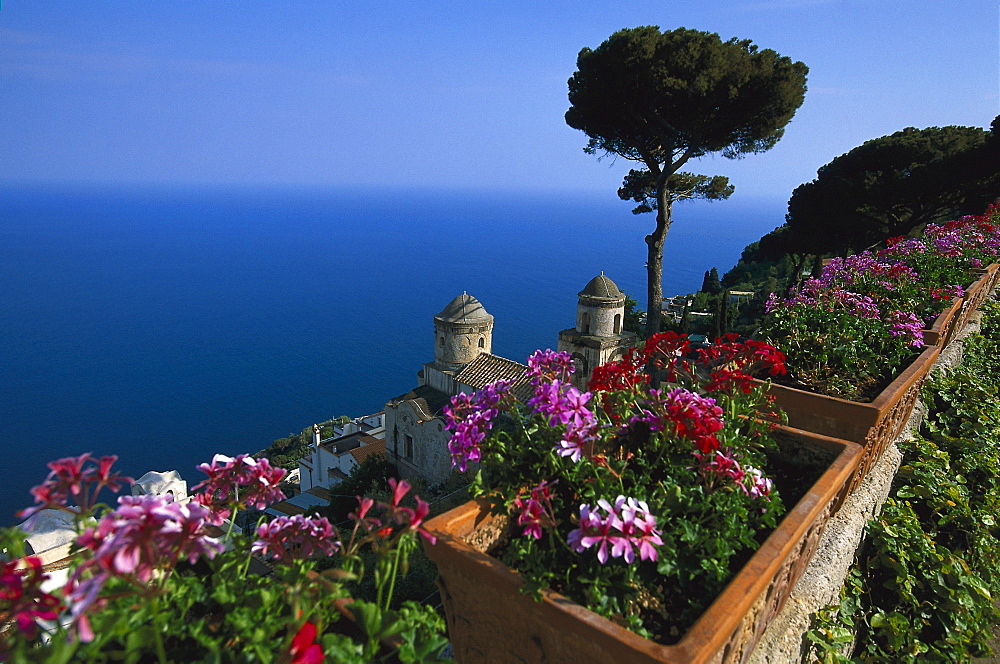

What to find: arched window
left=581, top=312, right=590, bottom=334
left=438, top=335, right=444, bottom=347
left=614, top=314, right=622, bottom=334
left=478, top=337, right=485, bottom=348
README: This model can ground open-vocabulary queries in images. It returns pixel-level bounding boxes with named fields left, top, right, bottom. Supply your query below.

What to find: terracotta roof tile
left=269, top=502, right=308, bottom=516
left=307, top=486, right=331, bottom=501
left=454, top=353, right=533, bottom=400
left=322, top=431, right=379, bottom=454
left=349, top=439, right=386, bottom=464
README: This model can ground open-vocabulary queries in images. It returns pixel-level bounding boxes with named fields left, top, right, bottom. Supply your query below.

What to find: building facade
left=385, top=293, right=531, bottom=484
left=298, top=413, right=386, bottom=492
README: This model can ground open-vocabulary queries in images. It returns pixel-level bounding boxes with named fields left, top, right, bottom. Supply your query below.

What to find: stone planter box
left=423, top=427, right=861, bottom=664
left=757, top=344, right=939, bottom=496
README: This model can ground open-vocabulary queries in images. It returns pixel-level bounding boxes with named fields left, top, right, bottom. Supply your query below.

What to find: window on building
left=581, top=312, right=590, bottom=334
left=405, top=435, right=414, bottom=460
left=614, top=313, right=621, bottom=334
left=478, top=337, right=485, bottom=348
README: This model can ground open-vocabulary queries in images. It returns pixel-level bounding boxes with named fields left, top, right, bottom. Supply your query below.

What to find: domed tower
left=558, top=273, right=637, bottom=387
left=433, top=292, right=494, bottom=372
left=576, top=273, right=626, bottom=336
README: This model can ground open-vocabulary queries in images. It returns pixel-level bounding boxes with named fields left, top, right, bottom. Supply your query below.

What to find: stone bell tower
left=558, top=273, right=637, bottom=388
left=433, top=292, right=494, bottom=372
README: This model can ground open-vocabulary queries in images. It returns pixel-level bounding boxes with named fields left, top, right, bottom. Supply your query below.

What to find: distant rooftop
left=349, top=438, right=386, bottom=464
left=455, top=353, right=532, bottom=401
left=388, top=383, right=453, bottom=417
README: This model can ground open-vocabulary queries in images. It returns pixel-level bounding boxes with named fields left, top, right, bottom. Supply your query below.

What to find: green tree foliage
left=622, top=291, right=646, bottom=337
left=617, top=169, right=734, bottom=216
left=752, top=224, right=817, bottom=289
left=565, top=26, right=808, bottom=335
left=689, top=290, right=715, bottom=313
left=721, top=238, right=798, bottom=292
left=710, top=239, right=801, bottom=337
left=701, top=267, right=722, bottom=295
left=786, top=121, right=1000, bottom=255
left=325, top=453, right=397, bottom=524
left=255, top=420, right=341, bottom=469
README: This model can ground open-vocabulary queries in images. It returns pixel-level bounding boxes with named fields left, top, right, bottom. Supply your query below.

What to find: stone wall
left=385, top=398, right=451, bottom=484
left=435, top=320, right=493, bottom=370
left=577, top=296, right=622, bottom=336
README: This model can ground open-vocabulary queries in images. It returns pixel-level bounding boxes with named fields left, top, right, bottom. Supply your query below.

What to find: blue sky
left=2, top=1, right=997, bottom=202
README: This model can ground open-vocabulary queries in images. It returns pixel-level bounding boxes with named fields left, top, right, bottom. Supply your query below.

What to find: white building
left=297, top=413, right=386, bottom=493
left=331, top=412, right=385, bottom=439
left=131, top=470, right=188, bottom=501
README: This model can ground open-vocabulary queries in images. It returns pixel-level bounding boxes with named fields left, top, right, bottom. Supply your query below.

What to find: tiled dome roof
left=580, top=274, right=622, bottom=299
left=436, top=293, right=491, bottom=322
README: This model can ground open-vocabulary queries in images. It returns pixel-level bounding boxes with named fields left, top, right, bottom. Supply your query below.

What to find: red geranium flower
left=289, top=621, right=323, bottom=664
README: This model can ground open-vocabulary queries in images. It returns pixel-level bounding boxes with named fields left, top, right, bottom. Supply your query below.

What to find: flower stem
left=240, top=513, right=269, bottom=578
left=380, top=541, right=403, bottom=611
left=151, top=595, right=168, bottom=664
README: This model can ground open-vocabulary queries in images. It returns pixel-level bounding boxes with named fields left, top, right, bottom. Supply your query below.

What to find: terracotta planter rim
left=922, top=296, right=963, bottom=346
left=756, top=344, right=940, bottom=410
left=424, top=426, right=862, bottom=662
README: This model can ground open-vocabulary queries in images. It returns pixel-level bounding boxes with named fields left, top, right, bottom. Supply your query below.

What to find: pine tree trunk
left=645, top=197, right=672, bottom=336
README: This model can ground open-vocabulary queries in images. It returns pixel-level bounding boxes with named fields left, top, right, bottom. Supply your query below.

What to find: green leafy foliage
left=785, top=122, right=999, bottom=255
left=807, top=299, right=1000, bottom=662
left=255, top=418, right=345, bottom=470
left=326, top=453, right=397, bottom=523
left=622, top=290, right=646, bottom=337
left=1, top=452, right=452, bottom=663
left=2, top=537, right=369, bottom=663
left=565, top=25, right=807, bottom=334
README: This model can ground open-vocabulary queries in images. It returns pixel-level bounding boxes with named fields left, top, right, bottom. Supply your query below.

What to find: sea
left=0, top=184, right=784, bottom=524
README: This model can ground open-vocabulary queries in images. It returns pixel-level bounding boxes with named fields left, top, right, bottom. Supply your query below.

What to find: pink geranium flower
left=19, top=453, right=132, bottom=519
left=513, top=481, right=556, bottom=540
left=567, top=496, right=663, bottom=565
left=379, top=478, right=436, bottom=543
left=252, top=514, right=339, bottom=563
left=526, top=348, right=576, bottom=384
left=0, top=556, right=61, bottom=639
left=289, top=621, right=324, bottom=664
left=192, top=453, right=287, bottom=519
left=443, top=380, right=513, bottom=472
left=64, top=493, right=223, bottom=641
